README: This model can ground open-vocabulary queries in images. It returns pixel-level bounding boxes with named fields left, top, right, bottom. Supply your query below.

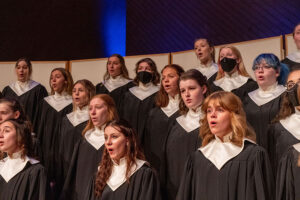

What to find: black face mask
left=137, top=71, right=153, bottom=84
left=220, top=57, right=237, bottom=72
left=287, top=84, right=300, bottom=107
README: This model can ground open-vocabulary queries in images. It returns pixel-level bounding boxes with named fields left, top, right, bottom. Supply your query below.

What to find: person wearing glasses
left=282, top=23, right=300, bottom=71
left=268, top=67, right=300, bottom=174
left=243, top=54, right=289, bottom=152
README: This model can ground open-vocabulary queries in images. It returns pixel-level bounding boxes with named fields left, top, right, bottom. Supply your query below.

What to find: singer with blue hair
left=243, top=53, right=289, bottom=152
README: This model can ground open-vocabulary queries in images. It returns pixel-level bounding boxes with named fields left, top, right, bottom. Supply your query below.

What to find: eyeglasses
left=253, top=65, right=273, bottom=71
left=285, top=80, right=300, bottom=91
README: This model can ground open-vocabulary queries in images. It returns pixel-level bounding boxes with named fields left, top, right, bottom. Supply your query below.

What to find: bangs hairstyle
left=200, top=91, right=256, bottom=147
left=0, top=97, right=28, bottom=122
left=216, top=46, right=250, bottom=80
left=293, top=22, right=300, bottom=37
left=49, top=68, right=74, bottom=95
left=273, top=68, right=300, bottom=122
left=179, top=69, right=209, bottom=115
left=94, top=119, right=145, bottom=197
left=155, top=64, right=185, bottom=107
left=252, top=53, right=289, bottom=85
left=194, top=38, right=216, bottom=63
left=0, top=119, right=33, bottom=160
left=15, top=57, right=33, bottom=77
left=103, top=54, right=131, bottom=81
left=82, top=94, right=119, bottom=136
left=133, top=58, right=160, bottom=85
left=72, top=79, right=96, bottom=111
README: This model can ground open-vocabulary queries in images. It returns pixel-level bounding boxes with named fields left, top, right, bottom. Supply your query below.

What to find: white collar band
left=84, top=127, right=105, bottom=150
left=103, top=76, right=131, bottom=92
left=248, top=83, right=285, bottom=106
left=280, top=108, right=300, bottom=139
left=287, top=51, right=300, bottom=63
left=129, top=83, right=159, bottom=100
left=160, top=94, right=180, bottom=117
left=66, top=106, right=89, bottom=127
left=107, top=158, right=146, bottom=191
left=44, top=92, right=72, bottom=112
left=213, top=71, right=249, bottom=91
left=196, top=62, right=218, bottom=79
left=9, top=80, right=40, bottom=96
left=293, top=143, right=300, bottom=153
left=176, top=107, right=202, bottom=132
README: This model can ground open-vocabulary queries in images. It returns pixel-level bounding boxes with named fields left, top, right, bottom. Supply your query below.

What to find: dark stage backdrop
left=0, top=0, right=126, bottom=61
left=126, top=0, right=300, bottom=55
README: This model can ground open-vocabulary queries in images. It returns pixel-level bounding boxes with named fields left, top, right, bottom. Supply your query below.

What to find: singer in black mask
left=267, top=67, right=300, bottom=176
left=120, top=58, right=160, bottom=147
left=210, top=46, right=258, bottom=102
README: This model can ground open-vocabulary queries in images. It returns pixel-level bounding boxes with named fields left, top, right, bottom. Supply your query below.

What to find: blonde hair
left=82, top=94, right=119, bottom=136
left=215, top=46, right=251, bottom=80
left=200, top=91, right=256, bottom=147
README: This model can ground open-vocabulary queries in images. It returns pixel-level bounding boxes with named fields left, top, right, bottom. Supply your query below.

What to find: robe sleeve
left=176, top=155, right=194, bottom=200
left=28, top=164, right=47, bottom=200
left=276, top=148, right=296, bottom=200
left=252, top=147, right=275, bottom=200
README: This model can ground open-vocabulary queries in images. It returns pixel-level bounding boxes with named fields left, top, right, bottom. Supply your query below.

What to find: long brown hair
left=49, top=68, right=74, bottom=95
left=179, top=69, right=209, bottom=115
left=215, top=46, right=250, bottom=80
left=82, top=94, right=119, bottom=136
left=72, top=79, right=96, bottom=111
left=103, top=54, right=131, bottom=81
left=155, top=64, right=185, bottom=107
left=94, top=119, right=145, bottom=197
left=133, top=58, right=160, bottom=85
left=200, top=91, right=256, bottom=147
left=0, top=119, right=33, bottom=160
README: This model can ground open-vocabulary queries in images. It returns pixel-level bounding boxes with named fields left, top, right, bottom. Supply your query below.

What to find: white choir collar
left=9, top=80, right=40, bottom=96
left=248, top=82, right=285, bottom=106
left=84, top=127, right=105, bottom=150
left=129, top=82, right=159, bottom=101
left=280, top=108, right=300, bottom=140
left=196, top=61, right=218, bottom=79
left=107, top=158, right=146, bottom=191
left=293, top=143, right=300, bottom=153
left=103, top=76, right=131, bottom=92
left=66, top=106, right=89, bottom=127
left=213, top=71, right=249, bottom=91
left=287, top=50, right=300, bottom=63
left=0, top=151, right=39, bottom=182
left=160, top=94, right=180, bottom=117
left=44, top=92, right=72, bottom=112
left=176, top=107, right=202, bottom=132
left=199, top=134, right=255, bottom=170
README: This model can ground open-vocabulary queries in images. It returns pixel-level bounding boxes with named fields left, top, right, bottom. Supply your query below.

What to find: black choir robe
left=210, top=76, right=258, bottom=101
left=0, top=161, right=47, bottom=200
left=177, top=141, right=274, bottom=200
left=195, top=62, right=218, bottom=87
left=57, top=115, right=88, bottom=194
left=162, top=109, right=202, bottom=200
left=34, top=97, right=72, bottom=187
left=276, top=144, right=300, bottom=200
left=268, top=122, right=300, bottom=174
left=282, top=57, right=300, bottom=71
left=2, top=82, right=48, bottom=125
left=243, top=88, right=284, bottom=151
left=61, top=138, right=104, bottom=200
left=144, top=107, right=179, bottom=173
left=84, top=164, right=162, bottom=200
left=120, top=85, right=158, bottom=144
left=96, top=81, right=135, bottom=113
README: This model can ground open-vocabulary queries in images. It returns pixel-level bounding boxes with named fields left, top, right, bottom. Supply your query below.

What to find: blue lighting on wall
left=101, top=0, right=126, bottom=57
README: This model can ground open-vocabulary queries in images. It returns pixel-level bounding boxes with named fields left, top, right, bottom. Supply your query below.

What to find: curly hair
left=94, top=119, right=145, bottom=197
left=82, top=94, right=119, bottom=136
left=215, top=46, right=251, bottom=80
left=0, top=119, right=33, bottom=160
left=179, top=69, right=209, bottom=115
left=155, top=64, right=185, bottom=107
left=72, top=79, right=96, bottom=111
left=49, top=68, right=74, bottom=95
left=103, top=54, right=131, bottom=81
left=133, top=58, right=160, bottom=85
left=200, top=91, right=256, bottom=147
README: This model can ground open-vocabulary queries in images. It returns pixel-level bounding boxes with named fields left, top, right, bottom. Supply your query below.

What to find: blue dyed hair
left=252, top=53, right=289, bottom=85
